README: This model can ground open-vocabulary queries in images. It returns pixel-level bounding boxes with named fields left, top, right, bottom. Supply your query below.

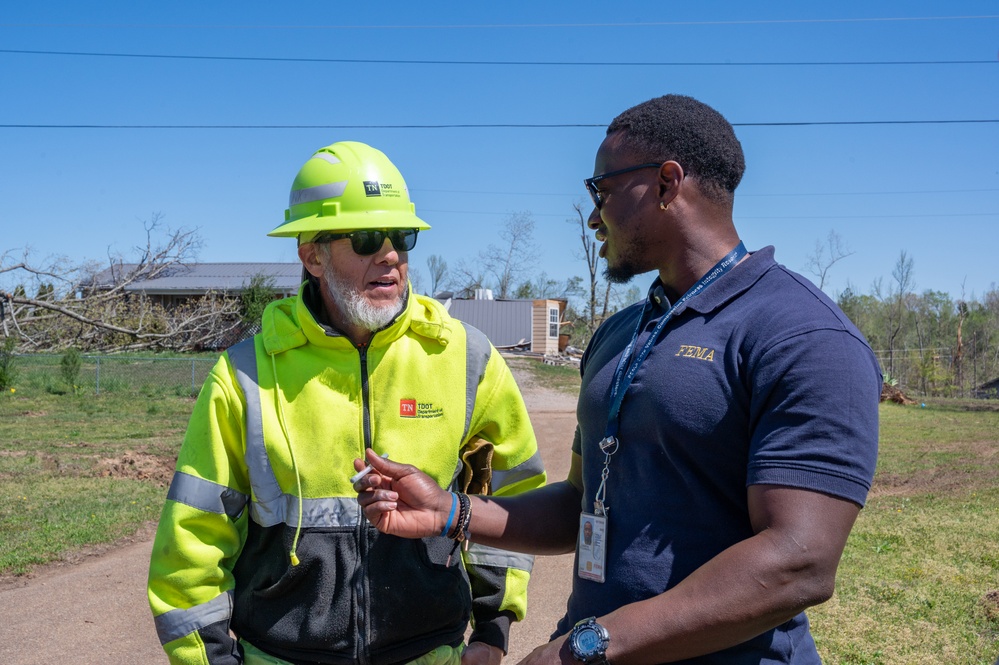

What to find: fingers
left=353, top=469, right=391, bottom=492
left=364, top=448, right=413, bottom=476
left=461, top=642, right=503, bottom=665
left=357, top=487, right=398, bottom=508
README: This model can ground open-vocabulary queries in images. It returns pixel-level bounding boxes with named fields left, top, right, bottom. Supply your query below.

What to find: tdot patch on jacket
left=399, top=398, right=443, bottom=419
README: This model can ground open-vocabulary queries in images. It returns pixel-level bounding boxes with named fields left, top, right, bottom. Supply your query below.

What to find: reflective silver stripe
left=492, top=449, right=545, bottom=492
left=154, top=591, right=233, bottom=645
left=228, top=339, right=364, bottom=529
left=313, top=152, right=341, bottom=166
left=464, top=543, right=535, bottom=573
left=460, top=322, right=491, bottom=443
left=289, top=181, right=347, bottom=207
left=228, top=339, right=284, bottom=527
left=254, top=494, right=363, bottom=529
left=166, top=471, right=247, bottom=521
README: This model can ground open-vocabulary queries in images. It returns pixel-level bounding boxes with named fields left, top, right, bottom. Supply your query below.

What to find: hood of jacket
left=258, top=281, right=455, bottom=356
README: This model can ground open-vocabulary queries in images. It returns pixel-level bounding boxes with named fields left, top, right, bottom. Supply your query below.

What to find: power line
left=2, top=48, right=995, bottom=67
left=2, top=120, right=996, bottom=130
left=1, top=16, right=997, bottom=29
left=418, top=187, right=999, bottom=198
left=737, top=212, right=997, bottom=220
left=423, top=209, right=997, bottom=220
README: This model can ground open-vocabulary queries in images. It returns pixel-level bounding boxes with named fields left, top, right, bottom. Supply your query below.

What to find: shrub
left=60, top=348, right=82, bottom=388
left=0, top=336, right=19, bottom=390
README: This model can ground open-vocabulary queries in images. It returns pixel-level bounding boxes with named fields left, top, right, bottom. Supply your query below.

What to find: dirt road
left=0, top=364, right=579, bottom=664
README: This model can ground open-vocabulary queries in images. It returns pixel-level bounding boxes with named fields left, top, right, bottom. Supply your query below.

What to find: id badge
left=576, top=512, right=607, bottom=583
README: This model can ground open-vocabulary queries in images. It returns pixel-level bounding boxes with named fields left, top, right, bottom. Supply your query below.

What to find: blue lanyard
left=603, top=242, right=747, bottom=443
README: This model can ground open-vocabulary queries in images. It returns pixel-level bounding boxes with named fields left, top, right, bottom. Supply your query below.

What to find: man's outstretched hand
left=353, top=449, right=451, bottom=538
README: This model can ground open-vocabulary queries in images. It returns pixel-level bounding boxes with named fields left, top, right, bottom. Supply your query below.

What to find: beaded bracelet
left=445, top=492, right=472, bottom=566
left=452, top=492, right=471, bottom=543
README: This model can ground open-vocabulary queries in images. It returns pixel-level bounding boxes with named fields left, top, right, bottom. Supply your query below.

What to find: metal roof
left=86, top=263, right=302, bottom=295
left=443, top=299, right=534, bottom=347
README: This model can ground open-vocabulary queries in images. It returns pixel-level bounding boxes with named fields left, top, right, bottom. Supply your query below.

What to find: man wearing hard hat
left=148, top=142, right=546, bottom=665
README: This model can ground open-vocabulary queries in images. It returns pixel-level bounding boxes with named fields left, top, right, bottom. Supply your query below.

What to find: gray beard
left=322, top=260, right=405, bottom=333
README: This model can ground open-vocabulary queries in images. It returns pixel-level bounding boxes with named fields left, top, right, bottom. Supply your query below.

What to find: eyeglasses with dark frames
left=311, top=228, right=419, bottom=255
left=584, top=163, right=663, bottom=209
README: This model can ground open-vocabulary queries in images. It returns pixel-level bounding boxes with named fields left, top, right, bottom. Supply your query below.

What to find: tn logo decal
left=675, top=345, right=716, bottom=362
left=399, top=398, right=444, bottom=419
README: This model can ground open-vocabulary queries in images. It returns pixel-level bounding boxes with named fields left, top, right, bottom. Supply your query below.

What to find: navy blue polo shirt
left=557, top=246, right=880, bottom=664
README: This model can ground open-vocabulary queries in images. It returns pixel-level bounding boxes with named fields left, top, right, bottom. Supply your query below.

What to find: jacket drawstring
left=271, top=352, right=304, bottom=566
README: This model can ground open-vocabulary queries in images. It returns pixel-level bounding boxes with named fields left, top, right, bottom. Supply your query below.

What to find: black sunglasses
left=312, top=228, right=419, bottom=255
left=584, top=163, right=663, bottom=209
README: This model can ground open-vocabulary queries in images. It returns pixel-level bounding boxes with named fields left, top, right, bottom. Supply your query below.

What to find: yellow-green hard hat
left=269, top=141, right=430, bottom=238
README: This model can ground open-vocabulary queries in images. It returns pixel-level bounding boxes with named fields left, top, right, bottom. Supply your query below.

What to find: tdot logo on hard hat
left=363, top=181, right=381, bottom=197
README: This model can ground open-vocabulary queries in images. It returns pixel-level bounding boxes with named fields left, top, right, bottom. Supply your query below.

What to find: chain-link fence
left=872, top=348, right=997, bottom=399
left=14, top=353, right=220, bottom=396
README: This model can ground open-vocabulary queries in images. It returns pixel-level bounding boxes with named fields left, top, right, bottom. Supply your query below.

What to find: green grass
left=811, top=401, right=999, bottom=664
left=1, top=367, right=998, bottom=663
left=0, top=475, right=163, bottom=574
left=0, top=387, right=191, bottom=575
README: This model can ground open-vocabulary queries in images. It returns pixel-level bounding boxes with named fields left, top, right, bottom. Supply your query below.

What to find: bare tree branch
left=1, top=216, right=243, bottom=352
left=804, top=230, right=855, bottom=291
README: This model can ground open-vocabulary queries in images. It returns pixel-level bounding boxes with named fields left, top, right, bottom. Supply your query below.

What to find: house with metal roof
left=84, top=262, right=566, bottom=353
left=84, top=262, right=302, bottom=307
left=440, top=295, right=567, bottom=356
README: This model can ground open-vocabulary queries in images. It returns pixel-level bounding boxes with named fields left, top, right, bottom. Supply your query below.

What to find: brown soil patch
left=96, top=452, right=175, bottom=487
left=981, top=590, right=999, bottom=623
left=870, top=439, right=999, bottom=497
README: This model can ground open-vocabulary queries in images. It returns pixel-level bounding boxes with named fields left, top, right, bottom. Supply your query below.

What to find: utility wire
left=418, top=187, right=999, bottom=198
left=2, top=15, right=997, bottom=29
left=2, top=120, right=996, bottom=129
left=423, top=209, right=998, bottom=220
left=1, top=48, right=994, bottom=67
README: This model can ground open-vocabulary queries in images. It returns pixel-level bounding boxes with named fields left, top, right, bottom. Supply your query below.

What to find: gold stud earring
left=660, top=201, right=669, bottom=211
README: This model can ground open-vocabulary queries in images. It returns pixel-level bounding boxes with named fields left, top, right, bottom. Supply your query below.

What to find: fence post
left=191, top=359, right=196, bottom=395
left=95, top=356, right=101, bottom=395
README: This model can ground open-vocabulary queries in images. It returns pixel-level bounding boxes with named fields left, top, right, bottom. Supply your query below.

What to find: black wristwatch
left=568, top=616, right=610, bottom=664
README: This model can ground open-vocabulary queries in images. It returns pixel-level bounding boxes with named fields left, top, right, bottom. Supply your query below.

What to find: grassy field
left=1, top=362, right=998, bottom=664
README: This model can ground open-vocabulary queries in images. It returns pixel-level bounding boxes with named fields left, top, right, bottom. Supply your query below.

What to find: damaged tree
left=0, top=215, right=243, bottom=352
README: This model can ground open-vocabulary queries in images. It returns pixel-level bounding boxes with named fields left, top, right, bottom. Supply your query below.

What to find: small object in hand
left=350, top=452, right=389, bottom=484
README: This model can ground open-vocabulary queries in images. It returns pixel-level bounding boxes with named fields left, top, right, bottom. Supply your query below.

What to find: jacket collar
left=260, top=280, right=453, bottom=355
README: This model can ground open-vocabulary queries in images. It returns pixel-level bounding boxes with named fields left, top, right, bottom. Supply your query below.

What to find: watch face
left=575, top=627, right=603, bottom=654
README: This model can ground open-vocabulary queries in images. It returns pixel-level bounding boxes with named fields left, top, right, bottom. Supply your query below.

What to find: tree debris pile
left=1, top=218, right=249, bottom=353
left=880, top=381, right=917, bottom=405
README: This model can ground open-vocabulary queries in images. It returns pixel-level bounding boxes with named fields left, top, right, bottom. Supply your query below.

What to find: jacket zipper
left=354, top=342, right=372, bottom=665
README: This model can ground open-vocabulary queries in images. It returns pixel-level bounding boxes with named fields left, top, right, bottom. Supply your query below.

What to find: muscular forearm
left=595, top=486, right=859, bottom=664
left=467, top=480, right=582, bottom=555
left=356, top=449, right=583, bottom=556
left=600, top=532, right=831, bottom=662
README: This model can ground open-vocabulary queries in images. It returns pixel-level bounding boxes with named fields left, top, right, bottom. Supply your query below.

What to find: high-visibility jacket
left=148, top=284, right=546, bottom=665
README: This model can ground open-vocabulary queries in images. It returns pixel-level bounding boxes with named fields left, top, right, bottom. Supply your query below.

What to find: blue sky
left=1, top=3, right=997, bottom=305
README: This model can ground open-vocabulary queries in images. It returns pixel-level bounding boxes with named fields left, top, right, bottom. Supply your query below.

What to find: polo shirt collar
left=645, top=245, right=775, bottom=316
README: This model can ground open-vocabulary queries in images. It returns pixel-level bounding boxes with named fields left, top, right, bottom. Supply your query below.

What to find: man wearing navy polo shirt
left=356, top=94, right=880, bottom=664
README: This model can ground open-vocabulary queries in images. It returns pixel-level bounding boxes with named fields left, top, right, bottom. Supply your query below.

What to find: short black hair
left=607, top=95, right=745, bottom=205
